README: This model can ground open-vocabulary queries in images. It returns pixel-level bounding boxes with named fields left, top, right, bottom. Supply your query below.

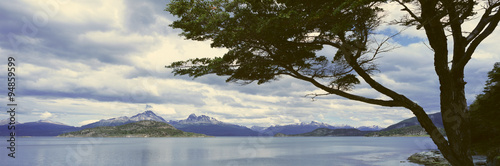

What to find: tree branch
left=284, top=67, right=404, bottom=107
left=458, top=3, right=500, bottom=72
left=465, top=2, right=500, bottom=44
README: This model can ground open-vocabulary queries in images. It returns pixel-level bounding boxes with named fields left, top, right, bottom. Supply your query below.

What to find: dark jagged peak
left=187, top=113, right=197, bottom=120
left=181, top=114, right=222, bottom=124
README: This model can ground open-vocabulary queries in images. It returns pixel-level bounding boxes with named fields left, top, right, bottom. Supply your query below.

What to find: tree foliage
left=470, top=62, right=500, bottom=153
left=167, top=0, right=382, bottom=87
left=165, top=0, right=500, bottom=165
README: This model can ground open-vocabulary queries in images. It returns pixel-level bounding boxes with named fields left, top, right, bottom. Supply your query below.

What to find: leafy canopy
left=470, top=62, right=500, bottom=152
left=166, top=0, right=383, bottom=90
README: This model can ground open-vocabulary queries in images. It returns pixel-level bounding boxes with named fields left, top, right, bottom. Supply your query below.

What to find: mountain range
left=82, top=112, right=259, bottom=136
left=256, top=121, right=355, bottom=136
left=366, top=112, right=445, bottom=137
left=275, top=128, right=372, bottom=137
left=382, top=112, right=443, bottom=131
left=0, top=110, right=442, bottom=137
left=167, top=114, right=259, bottom=136
left=0, top=120, right=78, bottom=136
left=81, top=110, right=168, bottom=129
left=59, top=120, right=209, bottom=137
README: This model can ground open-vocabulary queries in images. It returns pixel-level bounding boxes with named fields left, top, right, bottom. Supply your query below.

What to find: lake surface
left=0, top=137, right=438, bottom=166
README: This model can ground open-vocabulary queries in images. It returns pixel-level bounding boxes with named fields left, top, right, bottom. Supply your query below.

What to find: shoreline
left=408, top=150, right=488, bottom=166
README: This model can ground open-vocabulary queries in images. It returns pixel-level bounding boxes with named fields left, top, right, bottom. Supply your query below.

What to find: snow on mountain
left=174, top=113, right=222, bottom=124
left=357, top=125, right=384, bottom=131
left=258, top=121, right=354, bottom=135
left=299, top=121, right=354, bottom=128
left=168, top=114, right=259, bottom=136
left=250, top=126, right=267, bottom=132
left=129, top=110, right=167, bottom=122
left=81, top=110, right=167, bottom=129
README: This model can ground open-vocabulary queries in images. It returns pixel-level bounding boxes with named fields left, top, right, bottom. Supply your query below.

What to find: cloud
left=39, top=111, right=55, bottom=119
left=350, top=117, right=360, bottom=121
left=78, top=119, right=99, bottom=126
left=0, top=0, right=498, bottom=129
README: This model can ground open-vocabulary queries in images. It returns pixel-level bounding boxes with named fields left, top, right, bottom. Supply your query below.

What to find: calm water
left=0, top=137, right=438, bottom=166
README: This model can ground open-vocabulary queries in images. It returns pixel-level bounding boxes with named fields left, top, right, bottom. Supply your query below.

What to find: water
left=1, top=137, right=437, bottom=166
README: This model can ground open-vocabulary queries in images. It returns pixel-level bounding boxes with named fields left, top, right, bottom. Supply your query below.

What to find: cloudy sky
left=0, top=0, right=498, bottom=128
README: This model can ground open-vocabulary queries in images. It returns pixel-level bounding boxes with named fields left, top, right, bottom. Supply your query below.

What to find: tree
left=470, top=62, right=500, bottom=153
left=165, top=0, right=500, bottom=165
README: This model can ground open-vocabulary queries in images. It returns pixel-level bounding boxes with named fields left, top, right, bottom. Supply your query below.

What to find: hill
left=383, top=112, right=443, bottom=131
left=59, top=120, right=208, bottom=137
left=366, top=125, right=446, bottom=137
left=367, top=112, right=445, bottom=137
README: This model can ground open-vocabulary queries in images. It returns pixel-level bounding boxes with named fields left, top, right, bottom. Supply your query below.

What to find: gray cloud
left=0, top=0, right=497, bottom=127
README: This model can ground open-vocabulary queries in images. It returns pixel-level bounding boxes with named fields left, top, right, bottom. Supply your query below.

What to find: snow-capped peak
left=129, top=110, right=167, bottom=122
left=179, top=114, right=222, bottom=124
left=298, top=121, right=331, bottom=127
left=357, top=125, right=384, bottom=131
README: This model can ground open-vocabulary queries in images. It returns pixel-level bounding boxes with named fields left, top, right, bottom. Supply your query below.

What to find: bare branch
left=395, top=0, right=423, bottom=25
left=304, top=93, right=331, bottom=101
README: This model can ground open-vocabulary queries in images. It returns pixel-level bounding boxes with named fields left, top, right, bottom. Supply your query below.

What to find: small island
left=58, top=120, right=209, bottom=137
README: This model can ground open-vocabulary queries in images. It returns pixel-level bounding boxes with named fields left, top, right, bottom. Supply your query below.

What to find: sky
left=0, top=0, right=498, bottom=128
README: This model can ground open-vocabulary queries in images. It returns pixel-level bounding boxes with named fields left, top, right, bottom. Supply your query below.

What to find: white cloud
left=350, top=117, right=360, bottom=121
left=78, top=119, right=100, bottom=126
left=39, top=111, right=55, bottom=119
left=0, top=0, right=498, bottom=129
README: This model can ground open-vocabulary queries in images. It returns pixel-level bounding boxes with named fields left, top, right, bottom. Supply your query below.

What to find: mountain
left=259, top=121, right=354, bottom=136
left=357, top=125, right=384, bottom=131
left=275, top=128, right=372, bottom=137
left=129, top=111, right=167, bottom=122
left=250, top=126, right=267, bottom=133
left=382, top=112, right=443, bottom=131
left=81, top=110, right=167, bottom=129
left=168, top=114, right=259, bottom=136
left=174, top=113, right=222, bottom=125
left=366, top=125, right=446, bottom=137
left=59, top=120, right=208, bottom=137
left=0, top=120, right=79, bottom=136
left=274, top=112, right=444, bottom=137
left=367, top=112, right=446, bottom=137
left=0, top=118, right=18, bottom=125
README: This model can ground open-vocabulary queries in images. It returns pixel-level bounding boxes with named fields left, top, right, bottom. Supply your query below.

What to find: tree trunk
left=416, top=0, right=475, bottom=164
left=405, top=101, right=472, bottom=166
left=439, top=76, right=473, bottom=166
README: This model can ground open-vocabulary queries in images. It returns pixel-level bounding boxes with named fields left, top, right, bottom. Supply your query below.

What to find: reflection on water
left=1, top=137, right=433, bottom=166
